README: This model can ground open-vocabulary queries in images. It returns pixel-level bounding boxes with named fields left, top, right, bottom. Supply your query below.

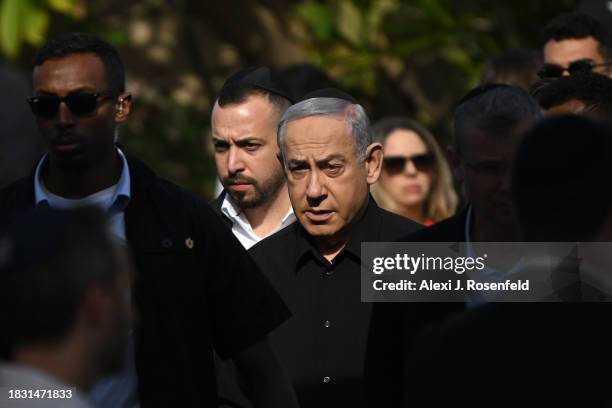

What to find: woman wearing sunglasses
left=371, top=117, right=457, bottom=226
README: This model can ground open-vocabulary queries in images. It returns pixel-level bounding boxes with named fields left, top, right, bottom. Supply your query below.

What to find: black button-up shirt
left=249, top=198, right=421, bottom=408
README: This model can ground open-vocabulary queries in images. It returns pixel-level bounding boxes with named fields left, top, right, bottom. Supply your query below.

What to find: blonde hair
left=371, top=117, right=458, bottom=223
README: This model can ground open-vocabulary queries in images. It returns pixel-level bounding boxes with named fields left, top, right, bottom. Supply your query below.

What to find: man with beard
left=0, top=207, right=133, bottom=408
left=211, top=67, right=295, bottom=249
left=0, top=33, right=297, bottom=408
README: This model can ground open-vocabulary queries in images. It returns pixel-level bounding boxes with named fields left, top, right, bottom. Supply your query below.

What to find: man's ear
left=447, top=145, right=464, bottom=183
left=365, top=142, right=383, bottom=185
left=115, top=93, right=132, bottom=123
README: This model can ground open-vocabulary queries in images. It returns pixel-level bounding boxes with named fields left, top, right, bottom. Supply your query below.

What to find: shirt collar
left=293, top=196, right=375, bottom=270
left=220, top=191, right=295, bottom=227
left=220, top=192, right=241, bottom=220
left=34, top=147, right=131, bottom=213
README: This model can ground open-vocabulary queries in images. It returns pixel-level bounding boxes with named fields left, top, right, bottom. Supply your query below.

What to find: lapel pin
left=185, top=237, right=194, bottom=249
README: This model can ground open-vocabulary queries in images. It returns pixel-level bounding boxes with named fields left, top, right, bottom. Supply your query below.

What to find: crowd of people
left=1, top=8, right=612, bottom=408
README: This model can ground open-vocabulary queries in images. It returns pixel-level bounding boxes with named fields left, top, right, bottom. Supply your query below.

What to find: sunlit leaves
left=0, top=0, right=78, bottom=58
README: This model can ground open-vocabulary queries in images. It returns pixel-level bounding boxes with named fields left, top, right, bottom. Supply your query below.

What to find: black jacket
left=0, top=155, right=290, bottom=407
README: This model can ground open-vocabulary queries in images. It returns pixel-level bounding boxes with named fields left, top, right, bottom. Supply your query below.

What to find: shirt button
left=324, top=268, right=333, bottom=276
left=161, top=238, right=173, bottom=249
left=323, top=376, right=331, bottom=383
left=324, top=320, right=331, bottom=328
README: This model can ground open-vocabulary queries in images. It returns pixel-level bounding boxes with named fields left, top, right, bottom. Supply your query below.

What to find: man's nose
left=56, top=101, right=75, bottom=128
left=227, top=146, right=245, bottom=174
left=306, top=169, right=327, bottom=200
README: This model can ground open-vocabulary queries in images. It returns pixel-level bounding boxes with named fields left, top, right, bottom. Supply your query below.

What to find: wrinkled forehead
left=283, top=114, right=356, bottom=158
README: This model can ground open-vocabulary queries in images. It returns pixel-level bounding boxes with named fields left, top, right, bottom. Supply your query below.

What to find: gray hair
left=277, top=97, right=372, bottom=162
left=453, top=85, right=543, bottom=154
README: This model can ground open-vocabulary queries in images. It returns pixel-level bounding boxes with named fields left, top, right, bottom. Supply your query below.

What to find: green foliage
left=0, top=0, right=77, bottom=59
left=0, top=0, right=580, bottom=198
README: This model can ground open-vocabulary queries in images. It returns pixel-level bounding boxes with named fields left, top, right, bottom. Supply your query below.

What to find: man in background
left=539, top=11, right=612, bottom=80
left=0, top=207, right=133, bottom=408
left=211, top=67, right=295, bottom=249
left=366, top=85, right=543, bottom=407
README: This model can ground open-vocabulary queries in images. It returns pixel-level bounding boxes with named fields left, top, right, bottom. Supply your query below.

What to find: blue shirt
left=34, top=148, right=131, bottom=243
left=33, top=148, right=139, bottom=408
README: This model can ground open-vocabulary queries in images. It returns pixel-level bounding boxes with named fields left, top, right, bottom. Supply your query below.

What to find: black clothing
left=404, top=302, right=612, bottom=407
left=0, top=155, right=291, bottom=407
left=210, top=191, right=232, bottom=228
left=249, top=199, right=421, bottom=408
left=366, top=209, right=468, bottom=407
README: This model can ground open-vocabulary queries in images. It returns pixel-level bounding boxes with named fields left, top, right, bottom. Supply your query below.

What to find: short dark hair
left=453, top=85, right=542, bottom=154
left=480, top=49, right=543, bottom=91
left=533, top=72, right=612, bottom=120
left=541, top=12, right=612, bottom=59
left=217, top=82, right=291, bottom=116
left=0, top=207, right=122, bottom=351
left=513, top=115, right=612, bottom=241
left=34, top=32, right=125, bottom=93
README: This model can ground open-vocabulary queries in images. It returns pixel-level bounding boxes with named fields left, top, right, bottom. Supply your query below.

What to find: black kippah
left=222, top=66, right=294, bottom=103
left=299, top=87, right=359, bottom=104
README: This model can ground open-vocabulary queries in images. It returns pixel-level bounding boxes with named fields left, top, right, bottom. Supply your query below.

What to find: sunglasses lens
left=538, top=65, right=564, bottom=79
left=66, top=92, right=99, bottom=115
left=383, top=157, right=407, bottom=173
left=411, top=153, right=435, bottom=171
left=28, top=96, right=60, bottom=118
left=568, top=60, right=594, bottom=75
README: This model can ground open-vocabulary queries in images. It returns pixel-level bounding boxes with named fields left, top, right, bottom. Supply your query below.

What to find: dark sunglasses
left=27, top=91, right=116, bottom=118
left=383, top=153, right=435, bottom=173
left=537, top=59, right=612, bottom=79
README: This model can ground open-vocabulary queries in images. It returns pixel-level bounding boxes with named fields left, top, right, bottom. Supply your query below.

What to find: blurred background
left=0, top=0, right=601, bottom=198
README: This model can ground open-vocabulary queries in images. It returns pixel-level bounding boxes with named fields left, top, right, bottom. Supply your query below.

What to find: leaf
left=366, top=0, right=399, bottom=36
left=46, top=0, right=76, bottom=14
left=336, top=0, right=362, bottom=47
left=21, top=1, right=49, bottom=45
left=0, top=0, right=21, bottom=58
left=296, top=2, right=334, bottom=41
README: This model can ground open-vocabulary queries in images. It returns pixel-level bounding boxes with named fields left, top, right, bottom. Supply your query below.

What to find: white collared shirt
left=220, top=193, right=296, bottom=249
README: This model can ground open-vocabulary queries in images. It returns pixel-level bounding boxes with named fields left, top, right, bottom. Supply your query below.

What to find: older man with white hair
left=249, top=88, right=421, bottom=408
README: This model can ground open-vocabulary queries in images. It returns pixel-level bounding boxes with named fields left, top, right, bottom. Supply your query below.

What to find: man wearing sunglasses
left=0, top=32, right=298, bottom=408
left=539, top=12, right=612, bottom=80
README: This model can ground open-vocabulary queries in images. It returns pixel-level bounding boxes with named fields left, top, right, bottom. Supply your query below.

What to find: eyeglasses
left=382, top=153, right=435, bottom=174
left=27, top=91, right=116, bottom=118
left=537, top=60, right=612, bottom=79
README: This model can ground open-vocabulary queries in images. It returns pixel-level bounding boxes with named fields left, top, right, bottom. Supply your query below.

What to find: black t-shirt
left=249, top=198, right=420, bottom=408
